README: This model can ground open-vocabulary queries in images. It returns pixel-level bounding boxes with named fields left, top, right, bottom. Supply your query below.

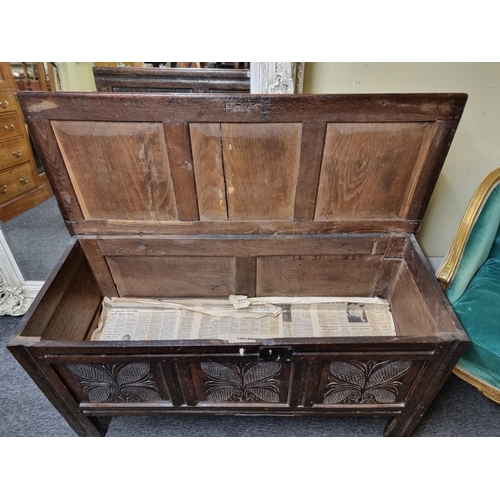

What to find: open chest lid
left=18, top=92, right=467, bottom=236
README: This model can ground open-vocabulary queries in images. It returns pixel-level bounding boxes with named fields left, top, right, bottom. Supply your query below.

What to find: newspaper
left=91, top=296, right=396, bottom=342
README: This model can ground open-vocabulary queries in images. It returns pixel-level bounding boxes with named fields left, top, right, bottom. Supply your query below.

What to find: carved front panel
left=192, top=361, right=292, bottom=405
left=317, top=360, right=415, bottom=406
left=66, top=362, right=165, bottom=404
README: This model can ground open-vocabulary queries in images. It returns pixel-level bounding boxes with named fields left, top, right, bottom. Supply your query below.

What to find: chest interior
left=16, top=92, right=467, bottom=344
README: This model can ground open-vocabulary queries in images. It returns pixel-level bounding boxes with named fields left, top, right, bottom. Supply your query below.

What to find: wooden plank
left=399, top=122, right=439, bottom=218
left=14, top=240, right=102, bottom=342
left=52, top=121, right=177, bottom=221
left=42, top=256, right=102, bottom=341
left=373, top=259, right=402, bottom=299
left=15, top=240, right=84, bottom=338
left=315, top=122, right=433, bottom=220
left=404, top=121, right=460, bottom=221
left=79, top=239, right=118, bottom=297
left=294, top=122, right=327, bottom=221
left=190, top=123, right=227, bottom=220
left=389, top=261, right=437, bottom=338
left=18, top=93, right=468, bottom=123
left=106, top=255, right=236, bottom=298
left=98, top=235, right=377, bottom=257
left=235, top=257, right=256, bottom=296
left=256, top=255, right=383, bottom=296
left=26, top=120, right=83, bottom=229
left=403, top=237, right=463, bottom=333
left=73, top=219, right=421, bottom=235
left=164, top=122, right=199, bottom=220
left=222, top=123, right=301, bottom=220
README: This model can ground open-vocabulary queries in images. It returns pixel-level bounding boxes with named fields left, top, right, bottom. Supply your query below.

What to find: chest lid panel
left=18, top=92, right=467, bottom=235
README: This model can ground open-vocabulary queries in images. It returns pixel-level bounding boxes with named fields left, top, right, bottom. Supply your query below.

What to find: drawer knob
left=12, top=149, right=22, bottom=158
left=0, top=101, right=9, bottom=108
left=0, top=185, right=7, bottom=194
left=20, top=176, right=29, bottom=185
left=4, top=124, right=14, bottom=131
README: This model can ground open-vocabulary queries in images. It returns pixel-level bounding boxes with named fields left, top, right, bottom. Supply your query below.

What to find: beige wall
left=304, top=62, right=500, bottom=257
left=55, top=62, right=96, bottom=91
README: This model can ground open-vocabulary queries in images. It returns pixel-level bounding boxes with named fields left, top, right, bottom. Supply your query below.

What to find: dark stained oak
left=8, top=92, right=469, bottom=437
left=18, top=92, right=467, bottom=123
left=93, top=66, right=250, bottom=94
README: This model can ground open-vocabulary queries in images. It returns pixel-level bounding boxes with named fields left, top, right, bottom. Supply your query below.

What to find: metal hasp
left=259, top=347, right=294, bottom=362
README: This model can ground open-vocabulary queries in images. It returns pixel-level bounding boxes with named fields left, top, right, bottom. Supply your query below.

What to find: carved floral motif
left=67, top=362, right=162, bottom=403
left=323, top=360, right=412, bottom=404
left=200, top=361, right=282, bottom=403
left=0, top=277, right=31, bottom=316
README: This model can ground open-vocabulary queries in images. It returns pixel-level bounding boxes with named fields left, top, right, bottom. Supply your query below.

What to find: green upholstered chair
left=437, top=167, right=500, bottom=403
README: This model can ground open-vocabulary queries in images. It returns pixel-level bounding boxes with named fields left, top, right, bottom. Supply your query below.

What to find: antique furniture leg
left=9, top=343, right=110, bottom=436
left=384, top=340, right=466, bottom=436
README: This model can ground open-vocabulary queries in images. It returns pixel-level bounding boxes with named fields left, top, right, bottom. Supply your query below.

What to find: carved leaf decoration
left=68, top=363, right=115, bottom=385
left=122, top=386, right=162, bottom=403
left=329, top=361, right=365, bottom=387
left=364, top=388, right=398, bottom=404
left=200, top=362, right=241, bottom=385
left=323, top=389, right=361, bottom=405
left=244, top=362, right=281, bottom=385
left=323, top=360, right=412, bottom=405
left=207, top=388, right=237, bottom=403
left=117, top=363, right=152, bottom=385
left=85, top=385, right=112, bottom=404
left=250, top=388, right=280, bottom=403
left=67, top=363, right=161, bottom=403
left=200, top=362, right=282, bottom=403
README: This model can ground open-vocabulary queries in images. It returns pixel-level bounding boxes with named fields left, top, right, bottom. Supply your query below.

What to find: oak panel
left=106, top=255, right=236, bottom=298
left=222, top=123, right=301, bottom=220
left=190, top=123, right=227, bottom=220
left=52, top=121, right=177, bottom=221
left=315, top=122, right=432, bottom=220
left=256, top=255, right=382, bottom=296
left=163, top=123, right=199, bottom=220
left=294, top=122, right=326, bottom=221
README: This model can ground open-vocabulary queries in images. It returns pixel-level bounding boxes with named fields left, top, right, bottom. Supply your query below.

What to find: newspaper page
left=91, top=296, right=396, bottom=342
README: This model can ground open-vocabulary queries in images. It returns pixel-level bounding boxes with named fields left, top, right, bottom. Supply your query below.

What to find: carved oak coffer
left=8, top=92, right=469, bottom=437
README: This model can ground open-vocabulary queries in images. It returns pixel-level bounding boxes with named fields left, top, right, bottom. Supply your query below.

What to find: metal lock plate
left=258, top=347, right=293, bottom=362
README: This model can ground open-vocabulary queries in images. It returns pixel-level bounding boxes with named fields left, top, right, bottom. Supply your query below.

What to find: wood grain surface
left=190, top=123, right=227, bottom=220
left=52, top=121, right=178, bottom=221
left=222, top=123, right=301, bottom=220
left=315, top=122, right=432, bottom=220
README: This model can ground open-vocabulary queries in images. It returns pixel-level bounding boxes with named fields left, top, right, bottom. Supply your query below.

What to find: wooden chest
left=8, top=92, right=469, bottom=437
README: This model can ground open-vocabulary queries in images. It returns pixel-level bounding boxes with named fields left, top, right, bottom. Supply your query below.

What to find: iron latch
left=258, top=346, right=293, bottom=362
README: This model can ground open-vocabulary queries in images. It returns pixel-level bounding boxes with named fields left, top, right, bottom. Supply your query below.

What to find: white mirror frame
left=250, top=62, right=305, bottom=94
left=0, top=227, right=43, bottom=316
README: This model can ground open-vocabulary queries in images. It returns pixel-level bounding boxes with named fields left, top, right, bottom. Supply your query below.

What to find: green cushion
left=447, top=184, right=500, bottom=305
left=452, top=257, right=500, bottom=390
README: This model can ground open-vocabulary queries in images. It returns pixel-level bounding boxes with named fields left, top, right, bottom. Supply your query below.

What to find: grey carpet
left=2, top=197, right=70, bottom=281
left=1, top=197, right=499, bottom=436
